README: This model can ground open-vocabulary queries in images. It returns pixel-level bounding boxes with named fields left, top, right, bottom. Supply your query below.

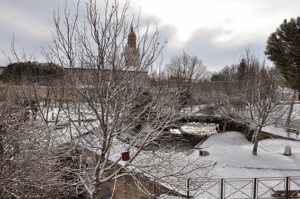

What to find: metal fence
left=187, top=176, right=300, bottom=199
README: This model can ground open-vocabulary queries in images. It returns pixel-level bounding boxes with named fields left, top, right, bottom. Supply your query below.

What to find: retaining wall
left=179, top=115, right=300, bottom=142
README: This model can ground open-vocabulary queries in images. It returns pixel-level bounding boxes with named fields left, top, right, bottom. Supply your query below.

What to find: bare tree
left=209, top=50, right=290, bottom=155
left=14, top=0, right=213, bottom=198
left=0, top=82, right=88, bottom=198
left=209, top=64, right=241, bottom=131
left=165, top=52, right=209, bottom=108
left=166, top=52, right=208, bottom=86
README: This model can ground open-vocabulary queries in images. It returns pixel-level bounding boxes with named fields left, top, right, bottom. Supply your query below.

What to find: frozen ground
left=263, top=125, right=300, bottom=140
left=190, top=131, right=300, bottom=179
left=38, top=104, right=300, bottom=198
left=47, top=104, right=300, bottom=180
left=44, top=104, right=300, bottom=179
left=160, top=131, right=300, bottom=198
left=105, top=130, right=300, bottom=199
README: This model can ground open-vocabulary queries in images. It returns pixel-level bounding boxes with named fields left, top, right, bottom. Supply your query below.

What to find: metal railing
left=186, top=176, right=300, bottom=199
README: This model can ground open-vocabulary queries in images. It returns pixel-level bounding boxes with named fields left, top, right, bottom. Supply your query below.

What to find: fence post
left=187, top=179, right=190, bottom=199
left=285, top=176, right=290, bottom=199
left=253, top=178, right=257, bottom=199
left=220, top=178, right=224, bottom=199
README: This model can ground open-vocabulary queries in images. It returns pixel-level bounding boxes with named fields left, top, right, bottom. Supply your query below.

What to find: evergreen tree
left=237, top=59, right=246, bottom=81
left=265, top=17, right=300, bottom=134
left=265, top=17, right=300, bottom=92
left=1, top=61, right=64, bottom=83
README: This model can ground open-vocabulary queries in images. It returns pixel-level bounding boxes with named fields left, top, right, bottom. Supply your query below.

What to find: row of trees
left=205, top=16, right=300, bottom=155
left=159, top=16, right=299, bottom=156
left=208, top=50, right=290, bottom=155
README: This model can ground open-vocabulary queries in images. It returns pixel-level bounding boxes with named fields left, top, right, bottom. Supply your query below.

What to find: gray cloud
left=183, top=27, right=268, bottom=71
left=0, top=0, right=85, bottom=65
left=0, top=0, right=148, bottom=65
left=155, top=25, right=269, bottom=72
left=0, top=0, right=296, bottom=72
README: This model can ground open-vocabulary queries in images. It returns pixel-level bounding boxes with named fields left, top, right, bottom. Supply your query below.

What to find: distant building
left=0, top=27, right=147, bottom=86
left=124, top=27, right=140, bottom=67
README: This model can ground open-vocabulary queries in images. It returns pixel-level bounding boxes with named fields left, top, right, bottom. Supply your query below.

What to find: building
left=0, top=27, right=147, bottom=86
left=124, top=26, right=141, bottom=67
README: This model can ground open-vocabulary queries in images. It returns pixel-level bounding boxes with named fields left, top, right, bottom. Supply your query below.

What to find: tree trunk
left=93, top=184, right=99, bottom=199
left=252, top=126, right=262, bottom=155
left=285, top=92, right=296, bottom=138
left=92, top=166, right=101, bottom=199
left=222, top=119, right=227, bottom=132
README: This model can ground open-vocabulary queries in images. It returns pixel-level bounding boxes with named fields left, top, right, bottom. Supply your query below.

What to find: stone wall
left=180, top=115, right=300, bottom=142
left=82, top=147, right=184, bottom=199
left=178, top=116, right=254, bottom=141
left=106, top=174, right=183, bottom=199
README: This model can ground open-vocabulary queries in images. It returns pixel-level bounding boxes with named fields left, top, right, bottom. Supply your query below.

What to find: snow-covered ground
left=263, top=125, right=300, bottom=140
left=45, top=104, right=300, bottom=180
left=36, top=103, right=300, bottom=198
left=190, top=131, right=300, bottom=179
left=159, top=131, right=300, bottom=198
left=107, top=130, right=300, bottom=199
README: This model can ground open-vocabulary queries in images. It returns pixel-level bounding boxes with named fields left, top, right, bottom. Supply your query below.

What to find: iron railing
left=186, top=176, right=300, bottom=199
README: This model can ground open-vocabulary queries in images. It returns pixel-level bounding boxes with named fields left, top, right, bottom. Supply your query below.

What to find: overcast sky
left=0, top=0, right=299, bottom=71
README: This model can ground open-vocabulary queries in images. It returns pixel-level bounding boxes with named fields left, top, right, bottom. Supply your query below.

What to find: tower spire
left=128, top=26, right=136, bottom=48
left=124, top=26, right=140, bottom=67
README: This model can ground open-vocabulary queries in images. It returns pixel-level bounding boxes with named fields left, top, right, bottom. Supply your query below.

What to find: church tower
left=128, top=27, right=136, bottom=48
left=125, top=27, right=140, bottom=67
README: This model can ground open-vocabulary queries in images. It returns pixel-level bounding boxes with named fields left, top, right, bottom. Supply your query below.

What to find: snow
left=39, top=104, right=300, bottom=182
left=33, top=103, right=300, bottom=198
left=263, top=125, right=300, bottom=140
left=165, top=131, right=300, bottom=199
left=180, top=122, right=218, bottom=136
left=190, top=131, right=300, bottom=179
left=158, top=195, right=186, bottom=199
left=170, top=129, right=181, bottom=134
left=43, top=105, right=300, bottom=173
left=170, top=122, right=219, bottom=136
left=101, top=130, right=300, bottom=199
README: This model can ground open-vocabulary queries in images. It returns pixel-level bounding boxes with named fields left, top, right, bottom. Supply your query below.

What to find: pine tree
left=265, top=17, right=300, bottom=92
left=265, top=17, right=300, bottom=134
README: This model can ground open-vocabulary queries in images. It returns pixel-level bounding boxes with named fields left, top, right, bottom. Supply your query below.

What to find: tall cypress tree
left=265, top=17, right=300, bottom=92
